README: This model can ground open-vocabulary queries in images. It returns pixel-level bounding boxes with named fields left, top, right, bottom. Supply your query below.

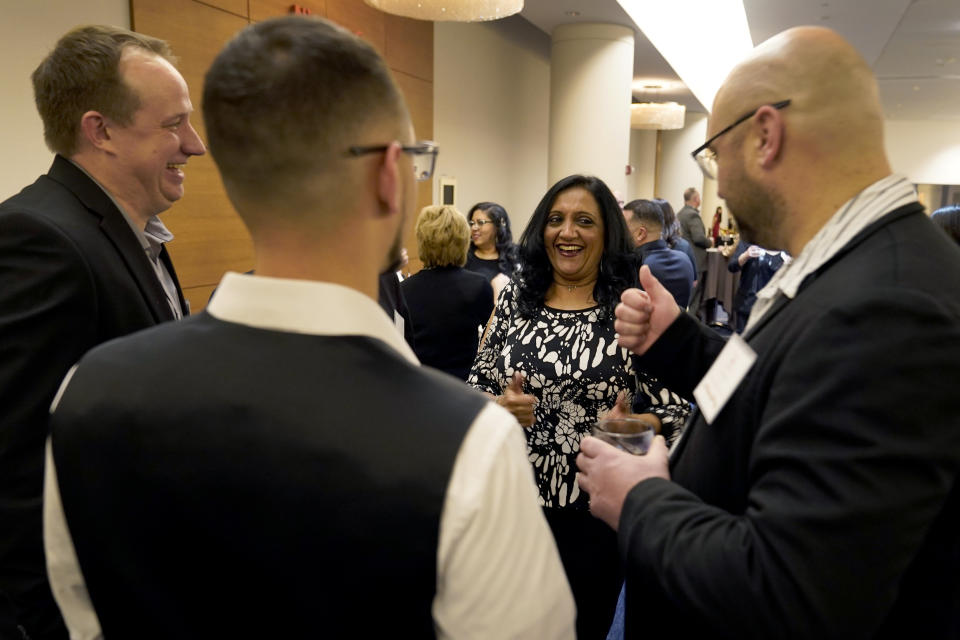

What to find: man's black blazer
left=0, top=155, right=186, bottom=639
left=622, top=203, right=960, bottom=638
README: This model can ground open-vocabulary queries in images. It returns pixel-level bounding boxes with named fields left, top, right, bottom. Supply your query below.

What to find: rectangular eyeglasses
left=691, top=100, right=790, bottom=179
left=348, top=140, right=438, bottom=181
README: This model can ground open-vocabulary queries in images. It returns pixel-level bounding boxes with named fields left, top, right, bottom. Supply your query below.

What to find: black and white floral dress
left=468, top=281, right=690, bottom=510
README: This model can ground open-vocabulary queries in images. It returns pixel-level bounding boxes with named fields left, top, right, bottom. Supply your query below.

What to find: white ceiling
left=519, top=0, right=960, bottom=121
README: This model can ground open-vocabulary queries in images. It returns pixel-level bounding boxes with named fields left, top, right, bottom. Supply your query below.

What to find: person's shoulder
left=822, top=208, right=960, bottom=292
left=457, top=267, right=493, bottom=288
left=0, top=173, right=72, bottom=220
left=496, top=277, right=519, bottom=304
left=785, top=222, right=960, bottom=333
left=399, top=269, right=425, bottom=289
left=83, top=313, right=211, bottom=362
left=0, top=170, right=108, bottom=247
left=391, top=356, right=493, bottom=425
left=0, top=194, right=95, bottom=265
left=0, top=173, right=44, bottom=210
left=666, top=247, right=695, bottom=272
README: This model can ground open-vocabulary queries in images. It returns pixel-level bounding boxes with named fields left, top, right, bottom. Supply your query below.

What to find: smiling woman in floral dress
left=468, top=174, right=689, bottom=639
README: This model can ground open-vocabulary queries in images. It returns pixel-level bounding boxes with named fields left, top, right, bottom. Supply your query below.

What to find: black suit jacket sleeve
left=619, top=288, right=960, bottom=638
left=0, top=212, right=97, bottom=638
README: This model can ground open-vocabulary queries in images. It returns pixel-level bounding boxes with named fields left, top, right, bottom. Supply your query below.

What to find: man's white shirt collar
left=206, top=271, right=419, bottom=365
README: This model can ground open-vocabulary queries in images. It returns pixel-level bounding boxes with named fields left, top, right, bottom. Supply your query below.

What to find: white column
left=549, top=23, right=634, bottom=195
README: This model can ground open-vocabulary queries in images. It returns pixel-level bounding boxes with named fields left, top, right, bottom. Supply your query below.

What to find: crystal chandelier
left=363, top=0, right=524, bottom=22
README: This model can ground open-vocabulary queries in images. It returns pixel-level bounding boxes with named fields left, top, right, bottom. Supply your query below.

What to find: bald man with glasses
left=578, top=26, right=960, bottom=638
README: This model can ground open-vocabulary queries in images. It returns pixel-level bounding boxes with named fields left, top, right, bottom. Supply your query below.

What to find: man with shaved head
left=578, top=27, right=960, bottom=637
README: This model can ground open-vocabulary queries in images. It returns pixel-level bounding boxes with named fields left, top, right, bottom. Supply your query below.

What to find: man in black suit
left=579, top=26, right=960, bottom=638
left=43, top=17, right=573, bottom=638
left=0, top=25, right=203, bottom=639
left=623, top=199, right=694, bottom=309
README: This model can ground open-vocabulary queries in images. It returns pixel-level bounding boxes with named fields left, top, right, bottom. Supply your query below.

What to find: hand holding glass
left=592, top=417, right=656, bottom=455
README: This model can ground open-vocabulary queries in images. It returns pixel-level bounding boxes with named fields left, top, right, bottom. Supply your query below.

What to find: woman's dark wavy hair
left=467, top=202, right=519, bottom=274
left=515, top=175, right=636, bottom=320
left=931, top=204, right=960, bottom=245
left=654, top=198, right=682, bottom=248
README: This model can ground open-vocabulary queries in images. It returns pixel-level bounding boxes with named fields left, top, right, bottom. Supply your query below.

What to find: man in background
left=676, top=187, right=711, bottom=317
left=579, top=26, right=960, bottom=638
left=623, top=198, right=694, bottom=309
left=44, top=16, right=574, bottom=639
left=676, top=187, right=711, bottom=277
left=0, top=25, right=202, bottom=639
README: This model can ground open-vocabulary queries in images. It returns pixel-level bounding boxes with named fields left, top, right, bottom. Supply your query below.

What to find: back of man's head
left=203, top=16, right=409, bottom=226
left=32, top=25, right=174, bottom=157
left=623, top=199, right=664, bottom=245
left=683, top=187, right=699, bottom=206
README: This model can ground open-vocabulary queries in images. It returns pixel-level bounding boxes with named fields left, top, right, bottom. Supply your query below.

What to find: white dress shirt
left=44, top=272, right=575, bottom=639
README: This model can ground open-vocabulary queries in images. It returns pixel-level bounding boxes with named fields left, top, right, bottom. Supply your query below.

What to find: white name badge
left=693, top=333, right=757, bottom=424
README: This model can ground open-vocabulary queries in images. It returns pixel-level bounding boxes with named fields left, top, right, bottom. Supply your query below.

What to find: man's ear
left=376, top=141, right=404, bottom=218
left=79, top=111, right=111, bottom=151
left=635, top=225, right=648, bottom=245
left=752, top=105, right=784, bottom=170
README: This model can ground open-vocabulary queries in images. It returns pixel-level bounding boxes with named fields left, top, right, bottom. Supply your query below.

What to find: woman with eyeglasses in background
left=465, top=202, right=519, bottom=301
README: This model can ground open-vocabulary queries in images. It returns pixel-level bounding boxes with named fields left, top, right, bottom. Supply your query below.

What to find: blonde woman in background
left=401, top=205, right=494, bottom=380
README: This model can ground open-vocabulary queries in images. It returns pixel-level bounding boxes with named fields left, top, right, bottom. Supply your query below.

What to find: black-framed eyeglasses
left=348, top=140, right=438, bottom=181
left=691, top=100, right=790, bottom=179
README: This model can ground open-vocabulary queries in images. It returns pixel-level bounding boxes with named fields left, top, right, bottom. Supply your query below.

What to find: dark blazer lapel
left=47, top=156, right=177, bottom=323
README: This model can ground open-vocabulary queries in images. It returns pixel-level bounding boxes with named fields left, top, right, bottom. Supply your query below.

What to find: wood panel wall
left=131, top=0, right=434, bottom=311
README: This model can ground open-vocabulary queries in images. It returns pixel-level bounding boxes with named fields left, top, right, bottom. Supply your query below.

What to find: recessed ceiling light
left=913, top=85, right=920, bottom=91
left=565, top=10, right=581, bottom=17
